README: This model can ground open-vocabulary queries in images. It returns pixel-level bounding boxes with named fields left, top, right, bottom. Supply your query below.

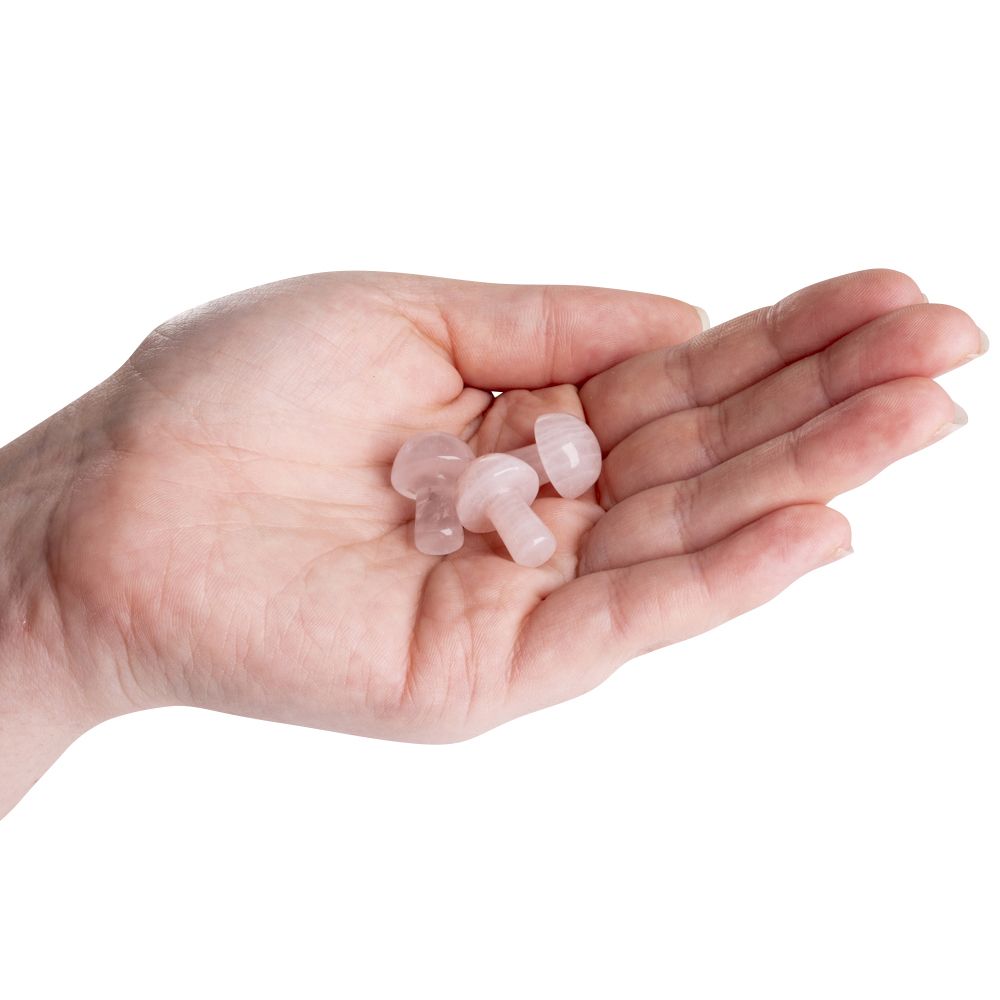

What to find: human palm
left=53, top=269, right=981, bottom=740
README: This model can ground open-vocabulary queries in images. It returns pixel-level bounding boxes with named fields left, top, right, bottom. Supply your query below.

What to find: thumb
left=373, top=273, right=707, bottom=390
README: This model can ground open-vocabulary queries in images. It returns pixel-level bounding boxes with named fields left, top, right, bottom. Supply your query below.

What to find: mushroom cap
left=390, top=432, right=475, bottom=499
left=533, top=413, right=602, bottom=498
left=455, top=453, right=540, bottom=532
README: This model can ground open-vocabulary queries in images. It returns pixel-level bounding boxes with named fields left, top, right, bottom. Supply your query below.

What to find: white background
left=1, top=2, right=996, bottom=997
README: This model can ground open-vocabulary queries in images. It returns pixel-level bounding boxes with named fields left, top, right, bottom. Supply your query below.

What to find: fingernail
left=829, top=544, right=854, bottom=563
left=695, top=306, right=711, bottom=331
left=919, top=291, right=929, bottom=303
left=928, top=404, right=969, bottom=443
left=947, top=329, right=989, bottom=371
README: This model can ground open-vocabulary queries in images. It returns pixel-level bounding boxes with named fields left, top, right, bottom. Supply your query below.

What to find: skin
left=0, top=269, right=986, bottom=817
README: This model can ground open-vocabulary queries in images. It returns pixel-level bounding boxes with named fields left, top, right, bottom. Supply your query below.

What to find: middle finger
left=601, top=303, right=983, bottom=505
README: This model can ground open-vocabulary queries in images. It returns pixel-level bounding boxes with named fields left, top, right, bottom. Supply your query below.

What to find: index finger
left=580, top=268, right=924, bottom=451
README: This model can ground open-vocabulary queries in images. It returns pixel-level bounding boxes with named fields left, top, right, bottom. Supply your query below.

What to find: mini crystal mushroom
left=454, top=453, right=556, bottom=568
left=391, top=432, right=475, bottom=556
left=508, top=412, right=602, bottom=499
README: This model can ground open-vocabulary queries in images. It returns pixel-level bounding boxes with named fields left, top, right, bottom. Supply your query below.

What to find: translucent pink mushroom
left=391, top=432, right=474, bottom=556
left=454, top=454, right=556, bottom=568
left=508, top=413, right=602, bottom=499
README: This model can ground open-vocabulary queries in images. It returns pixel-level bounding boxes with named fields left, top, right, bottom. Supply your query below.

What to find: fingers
left=582, top=377, right=962, bottom=574
left=581, top=268, right=925, bottom=451
left=602, top=303, right=986, bottom=502
left=471, top=384, right=584, bottom=455
left=370, top=273, right=706, bottom=389
left=509, top=504, right=850, bottom=707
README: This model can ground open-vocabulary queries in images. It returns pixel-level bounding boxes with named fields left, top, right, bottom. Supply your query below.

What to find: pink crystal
left=391, top=432, right=474, bottom=555
left=509, top=413, right=602, bottom=499
left=455, top=454, right=556, bottom=568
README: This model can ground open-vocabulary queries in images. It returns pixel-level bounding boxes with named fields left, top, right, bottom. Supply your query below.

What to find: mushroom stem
left=485, top=490, right=556, bottom=568
left=414, top=484, right=464, bottom=556
left=508, top=444, right=549, bottom=486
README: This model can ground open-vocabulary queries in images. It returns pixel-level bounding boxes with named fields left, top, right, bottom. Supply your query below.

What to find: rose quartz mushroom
left=508, top=413, right=602, bottom=499
left=391, top=432, right=474, bottom=556
left=454, top=454, right=556, bottom=568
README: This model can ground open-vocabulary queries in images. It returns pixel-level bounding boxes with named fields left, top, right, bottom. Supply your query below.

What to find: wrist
left=0, top=397, right=134, bottom=815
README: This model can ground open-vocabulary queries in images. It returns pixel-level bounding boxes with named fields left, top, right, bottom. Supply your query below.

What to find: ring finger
left=581, top=377, right=964, bottom=575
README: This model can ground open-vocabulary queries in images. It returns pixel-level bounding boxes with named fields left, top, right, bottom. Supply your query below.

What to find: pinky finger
left=509, top=504, right=851, bottom=713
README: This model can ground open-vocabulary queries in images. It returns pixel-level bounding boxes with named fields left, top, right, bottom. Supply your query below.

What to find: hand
left=0, top=270, right=984, bottom=812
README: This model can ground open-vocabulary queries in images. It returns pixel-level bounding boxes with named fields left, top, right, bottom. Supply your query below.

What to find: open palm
left=53, top=270, right=981, bottom=740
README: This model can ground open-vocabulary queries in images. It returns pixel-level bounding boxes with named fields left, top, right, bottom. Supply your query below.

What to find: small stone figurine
left=390, top=432, right=474, bottom=556
left=391, top=413, right=602, bottom=566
